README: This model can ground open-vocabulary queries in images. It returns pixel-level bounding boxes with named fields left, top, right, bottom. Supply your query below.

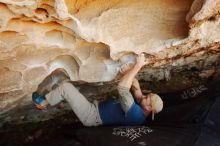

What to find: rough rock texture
left=0, top=0, right=220, bottom=121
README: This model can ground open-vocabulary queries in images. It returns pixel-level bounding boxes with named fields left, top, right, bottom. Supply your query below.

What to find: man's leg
left=45, top=82, right=102, bottom=126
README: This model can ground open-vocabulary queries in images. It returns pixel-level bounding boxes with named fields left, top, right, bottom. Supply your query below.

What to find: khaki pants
left=45, top=82, right=102, bottom=126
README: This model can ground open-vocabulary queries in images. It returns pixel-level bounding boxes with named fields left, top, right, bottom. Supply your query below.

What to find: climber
left=32, top=53, right=163, bottom=126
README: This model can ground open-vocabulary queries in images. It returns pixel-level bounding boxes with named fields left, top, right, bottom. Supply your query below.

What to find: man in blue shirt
left=32, top=53, right=163, bottom=126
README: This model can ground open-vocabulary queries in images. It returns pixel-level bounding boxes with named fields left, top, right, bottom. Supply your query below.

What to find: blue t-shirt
left=98, top=99, right=146, bottom=125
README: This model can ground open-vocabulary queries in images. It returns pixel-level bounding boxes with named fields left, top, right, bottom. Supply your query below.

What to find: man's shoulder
left=127, top=102, right=144, bottom=116
left=125, top=102, right=146, bottom=124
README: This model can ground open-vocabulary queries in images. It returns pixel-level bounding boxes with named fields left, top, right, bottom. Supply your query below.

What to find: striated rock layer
left=0, top=0, right=220, bottom=117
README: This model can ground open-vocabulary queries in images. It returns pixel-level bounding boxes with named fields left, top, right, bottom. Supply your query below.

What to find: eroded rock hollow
left=0, top=0, right=220, bottom=122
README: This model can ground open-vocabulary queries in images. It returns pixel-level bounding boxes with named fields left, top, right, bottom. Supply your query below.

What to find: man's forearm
left=131, top=78, right=140, bottom=90
left=131, top=78, right=143, bottom=101
left=118, top=64, right=142, bottom=89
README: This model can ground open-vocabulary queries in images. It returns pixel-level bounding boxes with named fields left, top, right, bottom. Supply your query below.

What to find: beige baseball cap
left=149, top=93, right=163, bottom=120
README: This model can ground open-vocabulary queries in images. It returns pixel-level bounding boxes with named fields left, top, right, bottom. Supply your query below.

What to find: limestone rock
left=0, top=0, right=220, bottom=116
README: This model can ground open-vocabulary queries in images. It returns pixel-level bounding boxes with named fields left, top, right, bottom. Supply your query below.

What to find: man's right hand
left=136, top=53, right=149, bottom=68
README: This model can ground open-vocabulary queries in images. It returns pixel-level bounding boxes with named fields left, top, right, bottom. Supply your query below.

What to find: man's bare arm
left=131, top=78, right=143, bottom=103
left=117, top=53, right=148, bottom=112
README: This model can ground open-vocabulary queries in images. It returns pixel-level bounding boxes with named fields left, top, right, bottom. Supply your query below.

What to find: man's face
left=140, top=95, right=152, bottom=112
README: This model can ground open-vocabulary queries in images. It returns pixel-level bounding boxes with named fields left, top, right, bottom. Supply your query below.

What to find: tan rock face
left=0, top=0, right=220, bottom=113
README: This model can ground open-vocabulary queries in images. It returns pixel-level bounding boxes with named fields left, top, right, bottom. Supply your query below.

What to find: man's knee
left=61, top=82, right=77, bottom=92
left=61, top=82, right=72, bottom=88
